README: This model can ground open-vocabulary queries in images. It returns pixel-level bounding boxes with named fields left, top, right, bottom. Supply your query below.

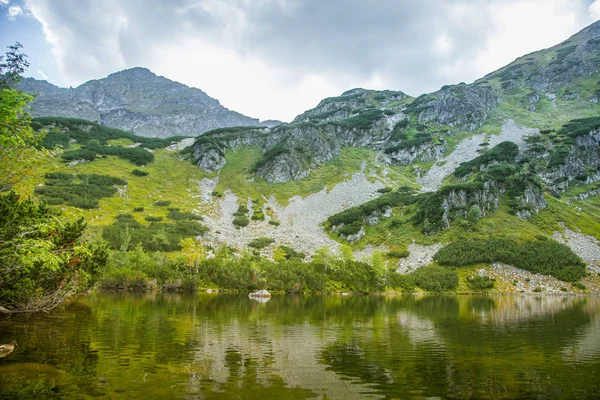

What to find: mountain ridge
left=20, top=67, right=280, bottom=138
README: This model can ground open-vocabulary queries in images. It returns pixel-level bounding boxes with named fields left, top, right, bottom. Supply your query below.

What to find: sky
left=1, top=0, right=599, bottom=122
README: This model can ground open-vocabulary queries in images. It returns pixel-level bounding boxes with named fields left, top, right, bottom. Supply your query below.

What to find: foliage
left=467, top=275, right=496, bottom=290
left=62, top=144, right=154, bottom=166
left=233, top=216, right=250, bottom=227
left=0, top=192, right=107, bottom=311
left=434, top=237, right=585, bottom=281
left=0, top=43, right=48, bottom=193
left=251, top=141, right=290, bottom=172
left=385, top=132, right=433, bottom=153
left=101, top=214, right=208, bottom=252
left=336, top=109, right=384, bottom=129
left=34, top=172, right=127, bottom=209
left=167, top=210, right=202, bottom=220
left=387, top=250, right=409, bottom=258
left=154, top=200, right=171, bottom=206
left=410, top=266, right=459, bottom=292
left=248, top=238, right=275, bottom=249
left=132, top=169, right=149, bottom=176
left=556, top=116, right=600, bottom=138
left=454, top=141, right=519, bottom=178
left=34, top=117, right=185, bottom=150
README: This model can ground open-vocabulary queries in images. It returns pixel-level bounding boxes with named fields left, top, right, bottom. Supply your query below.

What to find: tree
left=0, top=193, right=107, bottom=311
left=180, top=238, right=205, bottom=274
left=0, top=43, right=48, bottom=193
left=0, top=44, right=106, bottom=312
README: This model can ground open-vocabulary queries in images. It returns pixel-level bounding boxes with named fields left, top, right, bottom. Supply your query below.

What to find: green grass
left=214, top=147, right=403, bottom=205
left=19, top=149, right=208, bottom=226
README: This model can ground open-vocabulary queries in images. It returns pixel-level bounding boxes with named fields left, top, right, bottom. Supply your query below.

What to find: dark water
left=1, top=293, right=599, bottom=399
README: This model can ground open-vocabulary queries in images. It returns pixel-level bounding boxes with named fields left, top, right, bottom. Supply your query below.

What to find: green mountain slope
left=19, top=20, right=600, bottom=294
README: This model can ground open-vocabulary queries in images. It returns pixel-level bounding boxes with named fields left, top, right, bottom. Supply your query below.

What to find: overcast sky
left=1, top=0, right=599, bottom=121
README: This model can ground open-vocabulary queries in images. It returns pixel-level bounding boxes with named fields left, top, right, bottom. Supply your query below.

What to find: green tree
left=0, top=43, right=48, bottom=192
left=0, top=44, right=107, bottom=312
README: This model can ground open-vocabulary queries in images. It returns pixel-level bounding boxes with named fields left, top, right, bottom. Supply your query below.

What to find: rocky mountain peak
left=21, top=68, right=277, bottom=138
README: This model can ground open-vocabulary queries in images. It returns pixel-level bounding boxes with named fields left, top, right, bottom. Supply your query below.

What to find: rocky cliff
left=20, top=68, right=278, bottom=138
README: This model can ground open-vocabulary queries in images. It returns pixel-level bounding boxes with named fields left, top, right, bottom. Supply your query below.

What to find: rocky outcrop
left=515, top=185, right=548, bottom=219
left=543, top=129, right=600, bottom=192
left=20, top=68, right=276, bottom=138
left=293, top=88, right=408, bottom=124
left=440, top=182, right=501, bottom=227
left=415, top=84, right=500, bottom=131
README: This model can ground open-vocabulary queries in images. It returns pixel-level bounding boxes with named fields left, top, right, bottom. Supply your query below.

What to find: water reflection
left=0, top=293, right=598, bottom=399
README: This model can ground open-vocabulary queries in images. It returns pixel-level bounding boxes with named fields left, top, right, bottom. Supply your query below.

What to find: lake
left=1, top=293, right=599, bottom=399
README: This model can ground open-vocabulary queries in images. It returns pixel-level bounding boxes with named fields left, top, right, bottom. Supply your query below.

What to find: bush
left=268, top=220, right=280, bottom=226
left=233, top=205, right=249, bottom=216
left=454, top=141, right=519, bottom=178
left=145, top=216, right=163, bottom=222
left=154, top=200, right=171, bottom=207
left=0, top=192, right=107, bottom=311
left=34, top=117, right=183, bottom=150
left=132, top=169, right=149, bottom=176
left=167, top=210, right=202, bottom=220
left=251, top=141, right=290, bottom=172
left=248, top=238, right=275, bottom=249
left=102, top=219, right=208, bottom=252
left=434, top=238, right=586, bottom=281
left=133, top=207, right=144, bottom=212
left=387, top=250, right=409, bottom=258
left=34, top=173, right=127, bottom=209
left=233, top=216, right=250, bottom=227
left=411, top=266, right=459, bottom=292
left=467, top=275, right=495, bottom=291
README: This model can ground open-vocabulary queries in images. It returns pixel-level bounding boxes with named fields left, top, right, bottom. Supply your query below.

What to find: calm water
left=1, top=293, right=599, bottom=399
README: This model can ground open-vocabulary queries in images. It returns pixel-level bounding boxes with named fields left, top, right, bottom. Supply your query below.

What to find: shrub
left=154, top=200, right=171, bottom=206
left=387, top=250, right=409, bottom=258
left=434, top=238, right=585, bottom=281
left=280, top=246, right=305, bottom=260
left=167, top=210, right=202, bottom=221
left=268, top=220, right=280, bottom=226
left=233, top=216, right=250, bottom=227
left=102, top=219, right=207, bottom=252
left=133, top=207, right=144, bottom=212
left=411, top=266, right=459, bottom=292
left=233, top=205, right=249, bottom=216
left=251, top=141, right=290, bottom=172
left=454, top=142, right=519, bottom=178
left=248, top=238, right=275, bottom=249
left=132, top=169, right=149, bottom=176
left=145, top=216, right=163, bottom=222
left=467, top=275, right=495, bottom=291
left=34, top=173, right=126, bottom=209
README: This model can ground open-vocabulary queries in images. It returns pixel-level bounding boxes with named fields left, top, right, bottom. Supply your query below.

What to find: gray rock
left=20, top=68, right=278, bottom=138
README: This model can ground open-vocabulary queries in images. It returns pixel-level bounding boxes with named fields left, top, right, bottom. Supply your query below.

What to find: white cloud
left=0, top=0, right=10, bottom=6
left=37, top=69, right=48, bottom=80
left=590, top=0, right=600, bottom=21
left=19, top=0, right=600, bottom=121
left=7, top=5, right=22, bottom=19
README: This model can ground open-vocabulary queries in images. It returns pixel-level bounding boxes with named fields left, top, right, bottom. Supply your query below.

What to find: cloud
left=7, top=5, right=22, bottom=19
left=590, top=0, right=600, bottom=20
left=37, top=69, right=48, bottom=80
left=21, top=0, right=599, bottom=121
left=0, top=0, right=10, bottom=6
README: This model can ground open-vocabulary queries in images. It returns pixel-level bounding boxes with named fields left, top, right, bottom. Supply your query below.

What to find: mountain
left=20, top=67, right=279, bottom=138
left=21, top=20, right=600, bottom=294
left=189, top=20, right=600, bottom=184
